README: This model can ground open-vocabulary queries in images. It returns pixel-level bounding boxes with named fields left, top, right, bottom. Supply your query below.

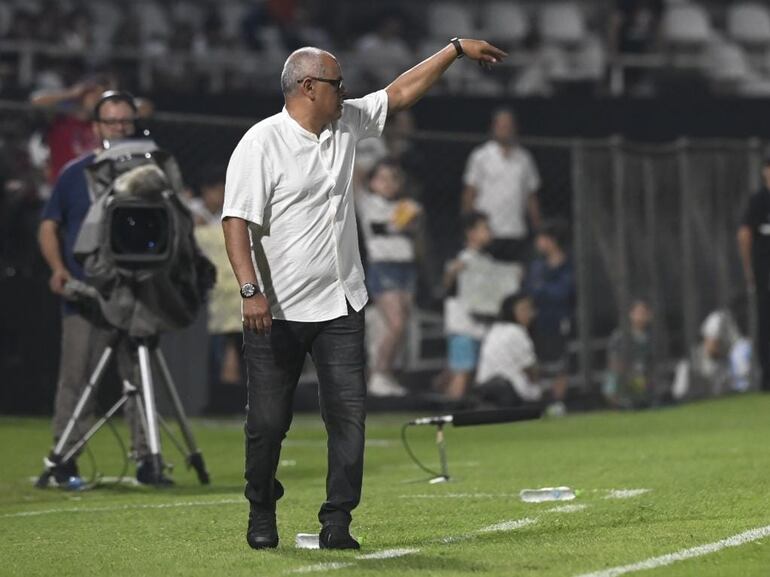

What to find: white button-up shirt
left=463, top=141, right=541, bottom=239
left=222, top=90, right=389, bottom=322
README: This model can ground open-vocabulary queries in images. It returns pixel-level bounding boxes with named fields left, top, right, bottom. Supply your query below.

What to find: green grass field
left=2, top=395, right=770, bottom=577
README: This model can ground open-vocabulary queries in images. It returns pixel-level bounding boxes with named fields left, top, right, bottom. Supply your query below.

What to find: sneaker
left=50, top=459, right=84, bottom=489
left=319, top=524, right=360, bottom=550
left=247, top=509, right=279, bottom=549
left=136, top=457, right=175, bottom=486
left=368, top=372, right=408, bottom=397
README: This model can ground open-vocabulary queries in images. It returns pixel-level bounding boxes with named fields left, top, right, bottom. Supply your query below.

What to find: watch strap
left=450, top=37, right=464, bottom=59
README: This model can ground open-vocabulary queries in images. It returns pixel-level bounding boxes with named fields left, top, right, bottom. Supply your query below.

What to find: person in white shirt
left=462, top=109, right=542, bottom=263
left=357, top=158, right=422, bottom=397
left=222, top=39, right=507, bottom=550
left=441, top=211, right=493, bottom=400
left=476, top=291, right=542, bottom=406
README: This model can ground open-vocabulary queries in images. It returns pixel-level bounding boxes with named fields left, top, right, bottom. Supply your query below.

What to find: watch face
left=241, top=283, right=257, bottom=298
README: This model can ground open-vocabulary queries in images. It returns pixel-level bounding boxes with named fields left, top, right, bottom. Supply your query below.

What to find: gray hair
left=280, top=47, right=332, bottom=96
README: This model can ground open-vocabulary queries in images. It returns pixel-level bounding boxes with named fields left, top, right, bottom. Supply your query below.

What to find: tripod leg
left=53, top=344, right=115, bottom=457
left=153, top=348, right=210, bottom=484
left=61, top=394, right=130, bottom=464
left=37, top=339, right=117, bottom=488
left=137, top=343, right=163, bottom=482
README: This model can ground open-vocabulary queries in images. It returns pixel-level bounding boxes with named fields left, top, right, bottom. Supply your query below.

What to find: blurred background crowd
left=0, top=0, right=767, bottom=418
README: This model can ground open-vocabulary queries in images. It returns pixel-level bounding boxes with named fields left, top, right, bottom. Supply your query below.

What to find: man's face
left=314, top=55, right=346, bottom=123
left=491, top=111, right=516, bottom=145
left=93, top=100, right=136, bottom=143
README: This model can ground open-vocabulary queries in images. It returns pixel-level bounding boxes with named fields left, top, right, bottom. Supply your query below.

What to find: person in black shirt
left=738, top=158, right=770, bottom=391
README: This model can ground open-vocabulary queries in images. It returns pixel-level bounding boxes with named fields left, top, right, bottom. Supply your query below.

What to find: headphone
left=93, top=90, right=138, bottom=121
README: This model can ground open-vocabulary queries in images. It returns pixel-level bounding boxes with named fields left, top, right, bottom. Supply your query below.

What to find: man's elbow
left=385, top=86, right=408, bottom=113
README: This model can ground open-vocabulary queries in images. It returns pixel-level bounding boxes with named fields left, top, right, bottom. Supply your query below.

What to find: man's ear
left=300, top=78, right=316, bottom=101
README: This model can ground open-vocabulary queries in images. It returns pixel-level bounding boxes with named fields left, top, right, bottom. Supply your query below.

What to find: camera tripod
left=36, top=330, right=210, bottom=487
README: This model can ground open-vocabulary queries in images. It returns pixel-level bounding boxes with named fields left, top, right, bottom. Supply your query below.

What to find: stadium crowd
left=4, top=0, right=770, bottom=98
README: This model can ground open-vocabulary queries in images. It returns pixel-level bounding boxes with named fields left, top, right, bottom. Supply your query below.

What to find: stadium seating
left=426, top=2, right=477, bottom=39
left=479, top=2, right=530, bottom=46
left=539, top=2, right=587, bottom=46
left=726, top=2, right=770, bottom=47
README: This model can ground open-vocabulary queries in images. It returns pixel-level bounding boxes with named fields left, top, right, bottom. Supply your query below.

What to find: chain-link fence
left=0, top=100, right=761, bottom=413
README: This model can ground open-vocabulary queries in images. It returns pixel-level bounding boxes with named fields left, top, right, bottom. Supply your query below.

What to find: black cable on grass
left=400, top=423, right=442, bottom=478
left=82, top=402, right=130, bottom=490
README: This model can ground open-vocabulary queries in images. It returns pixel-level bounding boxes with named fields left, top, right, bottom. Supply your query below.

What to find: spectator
left=30, top=75, right=116, bottom=183
left=357, top=158, right=423, bottom=397
left=603, top=299, right=655, bottom=409
left=440, top=211, right=494, bottom=400
left=475, top=291, right=541, bottom=406
left=191, top=166, right=245, bottom=395
left=354, top=9, right=413, bottom=92
left=610, top=0, right=663, bottom=95
left=525, top=218, right=574, bottom=416
left=462, top=108, right=541, bottom=263
left=738, top=157, right=770, bottom=392
left=672, top=309, right=752, bottom=400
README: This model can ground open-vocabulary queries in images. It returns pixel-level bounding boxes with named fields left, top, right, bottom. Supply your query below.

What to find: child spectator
left=672, top=309, right=753, bottom=400
left=476, top=291, right=542, bottom=406
left=440, top=211, right=494, bottom=400
left=603, top=299, right=654, bottom=408
left=191, top=166, right=244, bottom=399
left=357, top=158, right=422, bottom=396
left=525, top=218, right=574, bottom=416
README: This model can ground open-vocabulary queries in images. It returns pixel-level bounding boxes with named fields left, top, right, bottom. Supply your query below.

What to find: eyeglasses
left=298, top=76, right=344, bottom=92
left=98, top=118, right=136, bottom=127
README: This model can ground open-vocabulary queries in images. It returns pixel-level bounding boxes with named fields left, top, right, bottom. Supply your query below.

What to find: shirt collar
left=281, top=107, right=333, bottom=143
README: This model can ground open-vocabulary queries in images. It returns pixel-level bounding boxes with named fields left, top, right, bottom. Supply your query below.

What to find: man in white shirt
left=462, top=109, right=542, bottom=262
left=222, top=39, right=506, bottom=550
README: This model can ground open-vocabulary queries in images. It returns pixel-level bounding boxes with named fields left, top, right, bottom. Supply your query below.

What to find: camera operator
left=37, top=90, right=170, bottom=487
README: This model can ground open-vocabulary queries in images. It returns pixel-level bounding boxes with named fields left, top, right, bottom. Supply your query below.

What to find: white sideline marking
left=547, top=504, right=588, bottom=513
left=440, top=517, right=539, bottom=544
left=282, top=439, right=394, bottom=448
left=1, top=498, right=241, bottom=519
left=574, top=524, right=770, bottom=577
left=604, top=489, right=651, bottom=500
left=357, top=548, right=420, bottom=560
left=288, top=516, right=538, bottom=573
left=289, top=563, right=354, bottom=574
left=400, top=493, right=520, bottom=499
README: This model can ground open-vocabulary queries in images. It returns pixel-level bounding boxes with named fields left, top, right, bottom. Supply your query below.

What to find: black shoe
left=47, top=458, right=83, bottom=489
left=319, top=524, right=360, bottom=550
left=247, top=509, right=279, bottom=549
left=136, top=458, right=175, bottom=486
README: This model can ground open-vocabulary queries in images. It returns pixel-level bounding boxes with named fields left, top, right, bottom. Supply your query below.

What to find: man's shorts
left=447, top=334, right=481, bottom=372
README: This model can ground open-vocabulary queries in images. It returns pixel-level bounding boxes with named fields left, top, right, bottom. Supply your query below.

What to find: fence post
left=571, top=139, right=593, bottom=392
left=642, top=155, right=665, bottom=378
left=611, top=136, right=631, bottom=388
left=747, top=138, right=762, bottom=389
left=677, top=138, right=698, bottom=354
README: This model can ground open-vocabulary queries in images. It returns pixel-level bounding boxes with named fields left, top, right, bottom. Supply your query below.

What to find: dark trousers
left=242, top=303, right=366, bottom=527
left=755, top=275, right=770, bottom=391
left=488, top=237, right=530, bottom=263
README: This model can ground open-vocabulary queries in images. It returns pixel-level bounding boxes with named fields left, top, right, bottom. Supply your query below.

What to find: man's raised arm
left=385, top=39, right=507, bottom=114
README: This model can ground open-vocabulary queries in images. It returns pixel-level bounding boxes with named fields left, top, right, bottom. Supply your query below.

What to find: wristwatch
left=450, top=37, right=464, bottom=59
left=240, top=282, right=259, bottom=298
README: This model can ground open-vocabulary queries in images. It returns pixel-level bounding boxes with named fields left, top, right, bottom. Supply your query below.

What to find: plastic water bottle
left=295, top=533, right=320, bottom=549
left=519, top=487, right=576, bottom=503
